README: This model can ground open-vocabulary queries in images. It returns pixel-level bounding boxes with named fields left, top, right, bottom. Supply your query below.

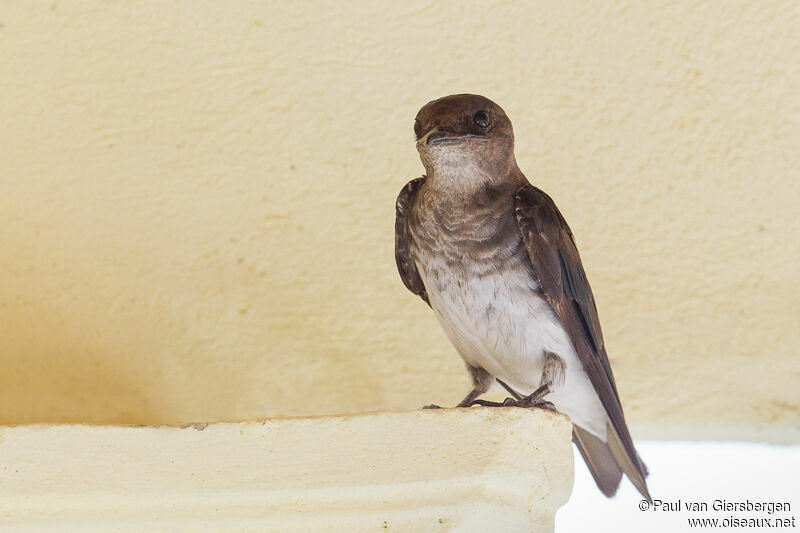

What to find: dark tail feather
left=572, top=426, right=622, bottom=497
left=605, top=421, right=652, bottom=502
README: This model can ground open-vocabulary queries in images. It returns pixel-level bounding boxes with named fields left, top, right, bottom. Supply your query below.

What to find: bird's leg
left=423, top=386, right=487, bottom=409
left=496, top=378, right=523, bottom=400
left=467, top=378, right=525, bottom=407
left=455, top=365, right=494, bottom=407
left=423, top=365, right=493, bottom=409
left=450, top=388, right=484, bottom=408
left=520, top=351, right=563, bottom=411
left=468, top=352, right=564, bottom=412
left=468, top=384, right=555, bottom=411
left=516, top=384, right=556, bottom=411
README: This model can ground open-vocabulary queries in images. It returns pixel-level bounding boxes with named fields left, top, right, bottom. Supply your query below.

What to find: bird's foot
left=468, top=384, right=555, bottom=412
left=422, top=404, right=442, bottom=409
left=468, top=397, right=555, bottom=411
left=466, top=398, right=511, bottom=407
left=517, top=397, right=556, bottom=411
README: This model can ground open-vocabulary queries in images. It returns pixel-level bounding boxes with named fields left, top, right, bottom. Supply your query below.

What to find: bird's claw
left=468, top=396, right=556, bottom=412
left=521, top=398, right=556, bottom=411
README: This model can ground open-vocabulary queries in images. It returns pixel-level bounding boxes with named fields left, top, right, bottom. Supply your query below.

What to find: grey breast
left=407, top=184, right=533, bottom=291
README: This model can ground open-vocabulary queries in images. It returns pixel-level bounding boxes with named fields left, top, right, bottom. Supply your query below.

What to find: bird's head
left=414, top=94, right=516, bottom=180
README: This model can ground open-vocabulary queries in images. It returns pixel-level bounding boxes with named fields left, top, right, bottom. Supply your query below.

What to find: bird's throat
left=425, top=159, right=524, bottom=206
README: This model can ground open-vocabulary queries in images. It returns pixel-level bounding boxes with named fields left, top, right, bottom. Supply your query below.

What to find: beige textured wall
left=0, top=410, right=573, bottom=532
left=1, top=1, right=798, bottom=438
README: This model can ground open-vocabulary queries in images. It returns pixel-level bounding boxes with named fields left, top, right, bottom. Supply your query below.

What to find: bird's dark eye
left=473, top=110, right=490, bottom=129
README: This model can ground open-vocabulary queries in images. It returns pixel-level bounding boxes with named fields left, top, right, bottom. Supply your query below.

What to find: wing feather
left=395, top=177, right=429, bottom=305
left=514, top=184, right=650, bottom=501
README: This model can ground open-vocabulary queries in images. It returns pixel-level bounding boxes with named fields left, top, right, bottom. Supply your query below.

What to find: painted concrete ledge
left=0, top=408, right=574, bottom=532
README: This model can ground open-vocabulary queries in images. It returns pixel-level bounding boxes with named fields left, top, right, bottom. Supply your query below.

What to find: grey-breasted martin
left=395, top=94, right=651, bottom=500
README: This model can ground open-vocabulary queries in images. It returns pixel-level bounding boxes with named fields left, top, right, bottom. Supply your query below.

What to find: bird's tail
left=573, top=423, right=651, bottom=502
left=573, top=426, right=622, bottom=497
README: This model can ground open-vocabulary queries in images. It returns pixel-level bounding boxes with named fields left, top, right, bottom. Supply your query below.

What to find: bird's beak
left=417, top=128, right=488, bottom=147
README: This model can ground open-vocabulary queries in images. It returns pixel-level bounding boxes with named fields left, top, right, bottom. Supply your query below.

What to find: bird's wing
left=514, top=184, right=650, bottom=501
left=395, top=176, right=429, bottom=306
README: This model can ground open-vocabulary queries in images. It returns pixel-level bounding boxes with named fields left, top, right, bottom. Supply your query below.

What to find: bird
left=394, top=94, right=651, bottom=501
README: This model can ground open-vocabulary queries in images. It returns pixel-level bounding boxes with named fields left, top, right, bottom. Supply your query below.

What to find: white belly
left=421, top=261, right=608, bottom=439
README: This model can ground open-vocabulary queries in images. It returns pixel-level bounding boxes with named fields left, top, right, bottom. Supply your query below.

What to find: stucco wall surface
left=0, top=409, right=574, bottom=532
left=0, top=2, right=798, bottom=437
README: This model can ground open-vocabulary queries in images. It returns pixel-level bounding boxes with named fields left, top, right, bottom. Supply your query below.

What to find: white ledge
left=0, top=408, right=574, bottom=532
